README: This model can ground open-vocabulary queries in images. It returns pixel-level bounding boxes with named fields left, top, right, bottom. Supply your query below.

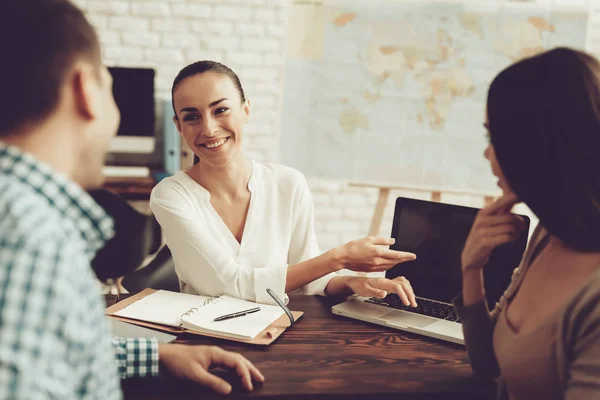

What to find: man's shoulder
left=0, top=177, right=68, bottom=246
left=0, top=179, right=79, bottom=300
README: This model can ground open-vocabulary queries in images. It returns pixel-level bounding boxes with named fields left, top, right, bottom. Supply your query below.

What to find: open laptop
left=332, top=197, right=530, bottom=345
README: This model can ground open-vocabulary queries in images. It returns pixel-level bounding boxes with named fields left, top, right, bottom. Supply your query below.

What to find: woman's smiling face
left=172, top=71, right=250, bottom=167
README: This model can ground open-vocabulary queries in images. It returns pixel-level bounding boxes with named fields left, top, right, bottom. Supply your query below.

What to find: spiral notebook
left=106, top=289, right=303, bottom=345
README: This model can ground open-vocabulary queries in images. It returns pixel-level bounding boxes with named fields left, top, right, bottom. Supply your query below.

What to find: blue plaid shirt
left=0, top=143, right=159, bottom=399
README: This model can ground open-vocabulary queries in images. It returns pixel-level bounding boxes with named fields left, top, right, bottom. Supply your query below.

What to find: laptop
left=332, top=197, right=530, bottom=345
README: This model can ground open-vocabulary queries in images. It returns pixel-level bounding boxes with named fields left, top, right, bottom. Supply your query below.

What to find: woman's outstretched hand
left=334, top=236, right=416, bottom=273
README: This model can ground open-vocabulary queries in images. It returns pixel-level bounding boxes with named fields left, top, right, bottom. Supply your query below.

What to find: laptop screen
left=386, top=197, right=530, bottom=307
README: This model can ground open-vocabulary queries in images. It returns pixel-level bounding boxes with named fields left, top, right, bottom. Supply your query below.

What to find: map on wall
left=281, top=0, right=589, bottom=193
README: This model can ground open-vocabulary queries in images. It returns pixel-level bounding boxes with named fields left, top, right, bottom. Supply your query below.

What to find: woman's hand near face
left=345, top=276, right=417, bottom=307
left=461, top=193, right=526, bottom=273
left=334, top=236, right=416, bottom=273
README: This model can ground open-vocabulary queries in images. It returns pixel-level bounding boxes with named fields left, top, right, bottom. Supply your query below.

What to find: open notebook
left=112, top=290, right=285, bottom=341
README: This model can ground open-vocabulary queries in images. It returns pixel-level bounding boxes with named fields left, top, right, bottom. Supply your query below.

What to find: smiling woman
left=149, top=60, right=419, bottom=306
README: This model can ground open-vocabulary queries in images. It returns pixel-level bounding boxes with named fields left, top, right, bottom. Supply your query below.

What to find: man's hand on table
left=158, top=344, right=264, bottom=395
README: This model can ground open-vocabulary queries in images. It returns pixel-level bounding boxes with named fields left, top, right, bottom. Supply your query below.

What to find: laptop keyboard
left=365, top=293, right=461, bottom=323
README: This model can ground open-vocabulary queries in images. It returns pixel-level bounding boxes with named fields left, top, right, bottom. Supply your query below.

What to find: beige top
left=493, top=301, right=560, bottom=400
left=454, top=225, right=600, bottom=400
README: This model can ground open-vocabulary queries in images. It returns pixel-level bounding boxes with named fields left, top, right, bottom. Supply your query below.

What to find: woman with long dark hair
left=456, top=47, right=600, bottom=399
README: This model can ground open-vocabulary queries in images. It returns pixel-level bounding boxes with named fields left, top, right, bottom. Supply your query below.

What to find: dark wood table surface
left=114, top=294, right=496, bottom=400
left=102, top=176, right=155, bottom=200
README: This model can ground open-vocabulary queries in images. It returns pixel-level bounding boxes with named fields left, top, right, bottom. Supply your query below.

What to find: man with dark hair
left=0, top=1, right=263, bottom=398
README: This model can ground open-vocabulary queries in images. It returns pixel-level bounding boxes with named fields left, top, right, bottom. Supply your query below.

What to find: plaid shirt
left=0, top=143, right=159, bottom=399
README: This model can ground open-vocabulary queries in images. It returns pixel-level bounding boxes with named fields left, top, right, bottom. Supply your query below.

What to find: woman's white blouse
left=149, top=162, right=336, bottom=305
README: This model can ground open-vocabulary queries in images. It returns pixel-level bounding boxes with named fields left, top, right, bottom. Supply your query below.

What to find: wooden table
left=103, top=176, right=155, bottom=201
left=117, top=295, right=496, bottom=399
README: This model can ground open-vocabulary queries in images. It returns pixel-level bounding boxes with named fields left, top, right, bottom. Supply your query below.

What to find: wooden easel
left=348, top=182, right=497, bottom=237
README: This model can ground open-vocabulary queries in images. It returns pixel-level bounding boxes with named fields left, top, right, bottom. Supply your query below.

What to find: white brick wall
left=78, top=0, right=538, bottom=253
left=79, top=0, right=289, bottom=166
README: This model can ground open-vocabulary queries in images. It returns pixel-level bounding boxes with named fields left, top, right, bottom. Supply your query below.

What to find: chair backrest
left=121, top=245, right=180, bottom=293
left=89, top=189, right=162, bottom=281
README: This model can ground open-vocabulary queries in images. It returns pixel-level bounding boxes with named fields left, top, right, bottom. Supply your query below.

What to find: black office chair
left=89, top=189, right=179, bottom=293
left=121, top=245, right=180, bottom=293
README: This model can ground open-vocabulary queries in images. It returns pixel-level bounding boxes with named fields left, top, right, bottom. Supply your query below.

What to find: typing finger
left=393, top=284, right=411, bottom=306
left=374, top=279, right=410, bottom=306
left=394, top=277, right=417, bottom=307
left=363, top=281, right=388, bottom=298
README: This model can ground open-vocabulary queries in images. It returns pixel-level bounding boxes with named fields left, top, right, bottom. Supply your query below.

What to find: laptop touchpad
left=380, top=310, right=436, bottom=328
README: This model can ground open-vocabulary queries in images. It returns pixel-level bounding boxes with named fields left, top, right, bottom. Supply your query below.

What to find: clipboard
left=105, top=288, right=303, bottom=346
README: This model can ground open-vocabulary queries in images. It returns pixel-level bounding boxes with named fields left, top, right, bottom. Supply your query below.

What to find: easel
left=348, top=182, right=497, bottom=237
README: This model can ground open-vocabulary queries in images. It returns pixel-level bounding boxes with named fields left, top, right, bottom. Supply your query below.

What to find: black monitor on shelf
left=105, top=66, right=163, bottom=168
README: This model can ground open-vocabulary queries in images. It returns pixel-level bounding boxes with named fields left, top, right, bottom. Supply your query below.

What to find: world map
left=281, top=0, right=589, bottom=193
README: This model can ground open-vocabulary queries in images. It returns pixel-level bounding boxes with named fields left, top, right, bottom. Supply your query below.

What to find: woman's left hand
left=346, top=276, right=417, bottom=307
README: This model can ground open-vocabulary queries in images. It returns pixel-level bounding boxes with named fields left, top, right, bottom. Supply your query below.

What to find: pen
left=213, top=307, right=261, bottom=322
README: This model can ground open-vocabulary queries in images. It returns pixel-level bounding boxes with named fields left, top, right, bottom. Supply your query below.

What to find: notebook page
left=181, top=295, right=284, bottom=340
left=113, top=290, right=213, bottom=327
